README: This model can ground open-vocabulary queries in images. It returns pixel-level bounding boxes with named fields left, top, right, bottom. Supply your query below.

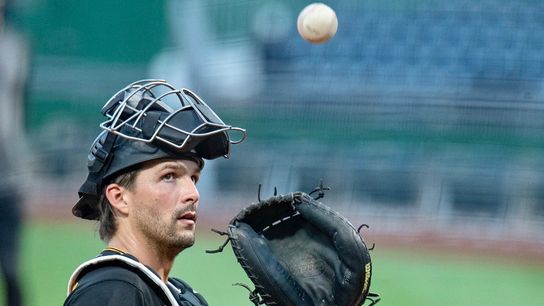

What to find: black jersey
left=63, top=250, right=208, bottom=306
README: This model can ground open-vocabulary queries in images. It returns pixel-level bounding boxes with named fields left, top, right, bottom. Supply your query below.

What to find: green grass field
left=4, top=221, right=543, bottom=306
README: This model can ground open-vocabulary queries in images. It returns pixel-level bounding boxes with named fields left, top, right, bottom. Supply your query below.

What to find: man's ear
left=105, top=183, right=129, bottom=216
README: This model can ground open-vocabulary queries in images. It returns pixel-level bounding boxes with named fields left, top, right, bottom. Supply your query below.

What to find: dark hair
left=97, top=169, right=139, bottom=242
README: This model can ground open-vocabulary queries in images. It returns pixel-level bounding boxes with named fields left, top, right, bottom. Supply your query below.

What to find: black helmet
left=73, top=79, right=246, bottom=220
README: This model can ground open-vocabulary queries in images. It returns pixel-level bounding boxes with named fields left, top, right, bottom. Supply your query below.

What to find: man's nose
left=181, top=179, right=200, bottom=205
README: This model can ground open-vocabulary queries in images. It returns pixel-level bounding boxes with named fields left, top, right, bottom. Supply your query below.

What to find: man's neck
left=108, top=234, right=178, bottom=282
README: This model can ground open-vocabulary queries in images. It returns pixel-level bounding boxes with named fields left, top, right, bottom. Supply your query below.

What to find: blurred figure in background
left=0, top=0, right=30, bottom=305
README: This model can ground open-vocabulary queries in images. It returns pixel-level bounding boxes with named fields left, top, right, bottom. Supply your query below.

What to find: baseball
left=297, top=3, right=338, bottom=44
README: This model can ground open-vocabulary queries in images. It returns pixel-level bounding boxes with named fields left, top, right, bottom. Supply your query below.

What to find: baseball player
left=63, top=80, right=246, bottom=306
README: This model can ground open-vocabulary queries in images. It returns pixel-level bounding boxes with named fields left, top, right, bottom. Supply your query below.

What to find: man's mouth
left=178, top=211, right=197, bottom=224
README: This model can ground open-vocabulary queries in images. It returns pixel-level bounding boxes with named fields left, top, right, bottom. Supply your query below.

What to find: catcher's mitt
left=207, top=190, right=379, bottom=306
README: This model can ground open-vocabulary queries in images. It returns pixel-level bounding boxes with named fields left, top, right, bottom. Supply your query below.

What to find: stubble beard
left=135, top=203, right=197, bottom=256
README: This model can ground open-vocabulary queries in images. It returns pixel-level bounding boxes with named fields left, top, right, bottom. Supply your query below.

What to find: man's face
left=124, top=158, right=201, bottom=253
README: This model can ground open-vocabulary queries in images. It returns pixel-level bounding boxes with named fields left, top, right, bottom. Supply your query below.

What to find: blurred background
left=1, top=0, right=544, bottom=305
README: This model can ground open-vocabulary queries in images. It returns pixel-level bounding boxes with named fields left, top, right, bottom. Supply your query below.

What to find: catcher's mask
left=73, top=79, right=247, bottom=220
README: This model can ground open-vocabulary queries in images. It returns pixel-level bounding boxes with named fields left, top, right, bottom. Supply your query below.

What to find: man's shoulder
left=70, top=254, right=157, bottom=288
left=78, top=264, right=148, bottom=285
left=64, top=252, right=210, bottom=306
left=64, top=265, right=155, bottom=305
left=64, top=260, right=164, bottom=306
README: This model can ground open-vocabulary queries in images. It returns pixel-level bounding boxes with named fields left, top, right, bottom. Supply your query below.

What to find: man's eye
left=191, top=175, right=199, bottom=184
left=163, top=173, right=175, bottom=181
